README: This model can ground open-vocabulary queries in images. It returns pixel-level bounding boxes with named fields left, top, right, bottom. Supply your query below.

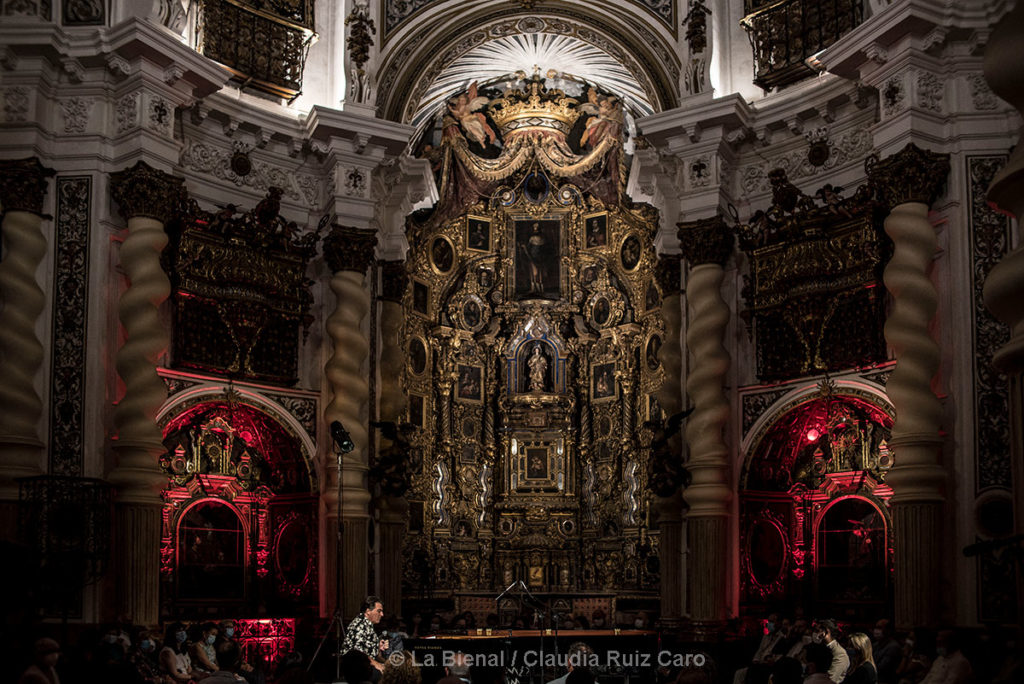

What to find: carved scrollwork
left=110, top=160, right=187, bottom=223
left=677, top=215, right=733, bottom=267
left=0, top=157, right=54, bottom=216
left=323, top=224, right=377, bottom=274
left=867, top=143, right=951, bottom=210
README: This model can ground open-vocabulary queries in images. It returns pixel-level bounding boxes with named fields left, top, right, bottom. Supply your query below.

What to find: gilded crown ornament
left=487, top=74, right=582, bottom=138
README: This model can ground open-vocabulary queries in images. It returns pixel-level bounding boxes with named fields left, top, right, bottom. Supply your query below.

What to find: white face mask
left=813, top=634, right=824, bottom=644
left=634, top=619, right=644, bottom=628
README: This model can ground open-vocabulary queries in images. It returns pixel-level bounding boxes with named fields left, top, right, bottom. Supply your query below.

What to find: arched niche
left=157, top=394, right=320, bottom=615
left=739, top=382, right=894, bottom=616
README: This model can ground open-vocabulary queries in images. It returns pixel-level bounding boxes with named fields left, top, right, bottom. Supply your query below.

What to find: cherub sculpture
left=446, top=81, right=496, bottom=147
left=579, top=88, right=624, bottom=148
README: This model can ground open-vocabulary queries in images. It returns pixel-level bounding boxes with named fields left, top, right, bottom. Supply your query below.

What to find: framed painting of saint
left=456, top=364, right=483, bottom=403
left=408, top=394, right=425, bottom=427
left=467, top=216, right=491, bottom=252
left=513, top=218, right=561, bottom=300
left=584, top=212, right=608, bottom=249
left=526, top=447, right=549, bottom=479
left=412, top=280, right=430, bottom=317
left=592, top=362, right=617, bottom=401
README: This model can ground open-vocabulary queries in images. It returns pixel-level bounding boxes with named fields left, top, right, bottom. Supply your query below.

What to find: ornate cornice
left=0, top=157, right=55, bottom=216
left=677, top=216, right=734, bottom=267
left=323, top=224, right=377, bottom=273
left=110, top=161, right=187, bottom=223
left=867, top=143, right=950, bottom=210
left=655, top=253, right=682, bottom=294
left=379, top=259, right=408, bottom=302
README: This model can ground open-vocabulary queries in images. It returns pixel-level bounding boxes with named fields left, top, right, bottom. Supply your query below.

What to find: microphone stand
left=519, top=581, right=547, bottom=684
left=308, top=424, right=355, bottom=680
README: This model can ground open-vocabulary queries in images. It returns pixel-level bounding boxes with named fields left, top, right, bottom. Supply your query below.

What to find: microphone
left=331, top=420, right=355, bottom=454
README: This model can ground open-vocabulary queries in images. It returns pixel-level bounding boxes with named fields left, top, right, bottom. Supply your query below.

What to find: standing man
left=343, top=596, right=389, bottom=673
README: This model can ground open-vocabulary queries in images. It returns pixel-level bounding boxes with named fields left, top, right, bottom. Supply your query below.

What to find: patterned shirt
left=342, top=613, right=380, bottom=658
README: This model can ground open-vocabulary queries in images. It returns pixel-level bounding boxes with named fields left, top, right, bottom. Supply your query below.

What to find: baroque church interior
left=1, top=0, right=1023, bottom=682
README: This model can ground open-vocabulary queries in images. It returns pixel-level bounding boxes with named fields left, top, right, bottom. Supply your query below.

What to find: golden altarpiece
left=399, top=75, right=669, bottom=615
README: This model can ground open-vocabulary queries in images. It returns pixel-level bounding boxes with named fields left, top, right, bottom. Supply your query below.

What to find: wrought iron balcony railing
left=741, top=0, right=864, bottom=91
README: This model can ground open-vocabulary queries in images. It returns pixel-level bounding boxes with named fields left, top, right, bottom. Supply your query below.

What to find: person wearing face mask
left=734, top=614, right=785, bottom=684
left=810, top=620, right=848, bottom=683
left=844, top=633, right=877, bottom=684
left=191, top=621, right=220, bottom=673
left=218, top=620, right=260, bottom=684
left=871, top=620, right=900, bottom=684
left=590, top=610, right=607, bottom=630
left=633, top=612, right=651, bottom=630
left=129, top=630, right=167, bottom=684
left=18, top=638, right=61, bottom=684
left=160, top=622, right=197, bottom=683
left=918, top=630, right=971, bottom=684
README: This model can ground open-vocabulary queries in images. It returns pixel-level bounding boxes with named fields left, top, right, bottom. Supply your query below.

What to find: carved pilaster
left=0, top=157, right=54, bottom=216
left=655, top=254, right=682, bottom=296
left=686, top=515, right=729, bottom=625
left=867, top=143, right=951, bottom=211
left=110, top=160, right=186, bottom=222
left=678, top=216, right=734, bottom=267
left=379, top=259, right=408, bottom=303
left=0, top=158, right=53, bottom=496
left=323, top=224, right=377, bottom=274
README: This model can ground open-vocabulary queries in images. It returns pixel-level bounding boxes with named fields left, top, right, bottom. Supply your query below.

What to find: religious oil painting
left=526, top=447, right=549, bottom=479
left=409, top=337, right=428, bottom=375
left=513, top=218, right=561, bottom=300
left=409, top=394, right=424, bottom=427
left=467, top=216, right=491, bottom=252
left=592, top=362, right=617, bottom=401
left=431, top=235, right=455, bottom=274
left=646, top=334, right=662, bottom=371
left=584, top=212, right=608, bottom=248
left=456, top=363, right=483, bottom=403
left=621, top=234, right=642, bottom=271
left=412, top=280, right=430, bottom=316
left=462, top=297, right=483, bottom=330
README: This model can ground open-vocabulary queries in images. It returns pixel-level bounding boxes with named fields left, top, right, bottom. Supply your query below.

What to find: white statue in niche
left=527, top=343, right=548, bottom=392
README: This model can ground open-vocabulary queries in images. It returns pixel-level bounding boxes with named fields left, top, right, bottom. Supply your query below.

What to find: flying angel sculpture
left=446, top=81, right=497, bottom=148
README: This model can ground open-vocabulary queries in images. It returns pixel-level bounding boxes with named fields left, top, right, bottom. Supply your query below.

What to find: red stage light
left=806, top=428, right=820, bottom=442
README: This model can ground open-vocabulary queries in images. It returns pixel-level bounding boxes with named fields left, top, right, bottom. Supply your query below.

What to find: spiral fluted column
left=982, top=2, right=1024, bottom=629
left=0, top=160, right=53, bottom=502
left=108, top=160, right=186, bottom=625
left=653, top=255, right=686, bottom=624
left=869, top=144, right=950, bottom=629
left=377, top=260, right=408, bottom=613
left=678, top=218, right=734, bottom=625
left=323, top=225, right=377, bottom=618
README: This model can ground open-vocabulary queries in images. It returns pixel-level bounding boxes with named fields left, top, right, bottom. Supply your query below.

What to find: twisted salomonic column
left=982, top=2, right=1024, bottom=629
left=654, top=254, right=685, bottom=625
left=0, top=161, right=53, bottom=466
left=0, top=158, right=53, bottom=536
left=869, top=144, right=950, bottom=629
left=376, top=259, right=408, bottom=614
left=108, top=160, right=186, bottom=625
left=323, top=225, right=377, bottom=618
left=678, top=217, right=734, bottom=625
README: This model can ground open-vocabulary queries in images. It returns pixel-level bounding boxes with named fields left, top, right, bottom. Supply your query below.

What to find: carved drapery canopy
left=738, top=170, right=888, bottom=382
left=165, top=189, right=321, bottom=385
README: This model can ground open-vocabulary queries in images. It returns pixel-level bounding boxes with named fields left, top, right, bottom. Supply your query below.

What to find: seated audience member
left=380, top=651, right=421, bottom=684
left=811, top=620, right=849, bottom=683
left=567, top=668, right=597, bottom=684
left=437, top=651, right=471, bottom=684
left=989, top=627, right=1023, bottom=684
left=845, top=633, right=877, bottom=684
left=769, top=657, right=804, bottom=684
left=803, top=643, right=835, bottom=684
left=590, top=610, right=608, bottom=629
left=341, top=649, right=376, bottom=684
left=204, top=640, right=243, bottom=683
left=129, top=630, right=165, bottom=684
left=546, top=642, right=595, bottom=684
left=919, top=630, right=971, bottom=684
left=191, top=622, right=220, bottom=673
left=19, top=638, right=61, bottom=684
left=160, top=622, right=196, bottom=683
left=871, top=621, right=900, bottom=684
left=785, top=620, right=811, bottom=661
left=895, top=629, right=933, bottom=684
left=734, top=614, right=786, bottom=684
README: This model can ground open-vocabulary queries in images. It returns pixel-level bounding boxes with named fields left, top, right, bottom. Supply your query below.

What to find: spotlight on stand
left=331, top=420, right=355, bottom=454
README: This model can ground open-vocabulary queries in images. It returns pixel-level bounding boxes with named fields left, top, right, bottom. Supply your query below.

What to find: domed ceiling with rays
left=410, top=32, right=657, bottom=130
